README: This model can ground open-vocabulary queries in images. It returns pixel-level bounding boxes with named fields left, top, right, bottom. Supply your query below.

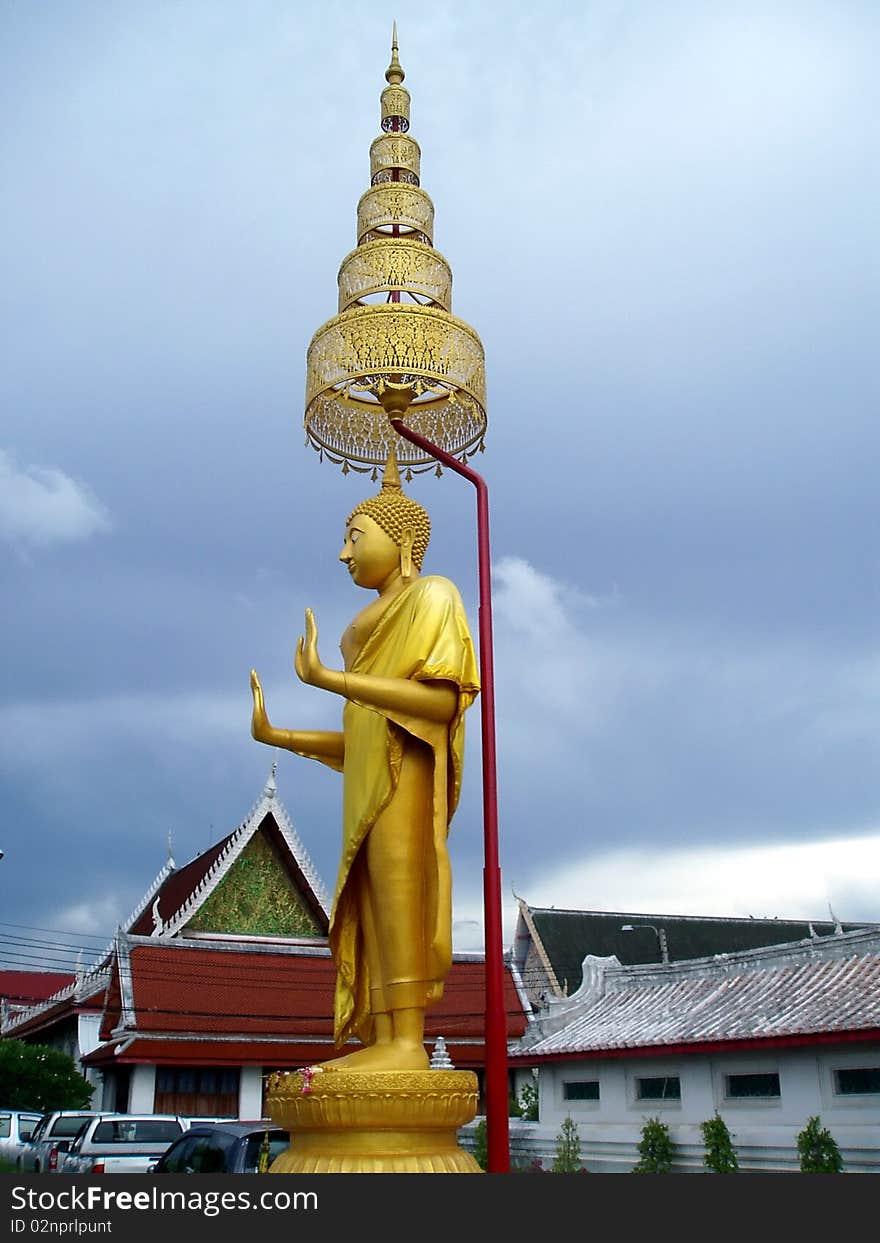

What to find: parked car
left=60, top=1114, right=188, bottom=1175
left=149, top=1121, right=290, bottom=1174
left=17, top=1110, right=102, bottom=1173
left=179, top=1115, right=237, bottom=1128
left=0, top=1109, right=43, bottom=1165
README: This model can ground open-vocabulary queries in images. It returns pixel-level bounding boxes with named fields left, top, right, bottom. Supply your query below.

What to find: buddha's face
left=339, top=512, right=400, bottom=590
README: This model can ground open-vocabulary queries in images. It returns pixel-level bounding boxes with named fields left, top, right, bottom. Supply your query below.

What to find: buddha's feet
left=323, top=1042, right=430, bottom=1073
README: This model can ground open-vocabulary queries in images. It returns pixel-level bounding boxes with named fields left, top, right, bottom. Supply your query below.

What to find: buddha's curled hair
left=346, top=449, right=431, bottom=571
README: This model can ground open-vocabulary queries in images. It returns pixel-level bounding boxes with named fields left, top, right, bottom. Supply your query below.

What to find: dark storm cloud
left=1, top=2, right=877, bottom=965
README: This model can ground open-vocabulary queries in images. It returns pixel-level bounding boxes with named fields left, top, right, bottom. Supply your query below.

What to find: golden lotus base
left=265, top=1067, right=482, bottom=1174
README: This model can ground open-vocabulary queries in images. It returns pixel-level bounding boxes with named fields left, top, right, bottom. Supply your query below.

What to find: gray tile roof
left=518, top=903, right=875, bottom=990
left=513, top=928, right=880, bottom=1058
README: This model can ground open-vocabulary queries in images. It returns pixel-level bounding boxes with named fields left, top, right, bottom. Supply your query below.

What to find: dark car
left=149, top=1121, right=289, bottom=1174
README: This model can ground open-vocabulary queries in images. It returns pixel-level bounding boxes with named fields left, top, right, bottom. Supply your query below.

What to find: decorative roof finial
left=264, top=757, right=278, bottom=799
left=386, top=21, right=404, bottom=85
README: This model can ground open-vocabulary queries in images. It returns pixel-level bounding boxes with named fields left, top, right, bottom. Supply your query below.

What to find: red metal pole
left=390, top=418, right=509, bottom=1174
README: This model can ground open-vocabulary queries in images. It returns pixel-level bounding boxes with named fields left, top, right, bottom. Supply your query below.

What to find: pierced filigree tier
left=302, top=34, right=488, bottom=474
left=370, top=133, right=421, bottom=182
left=357, top=184, right=434, bottom=244
left=305, top=389, right=485, bottom=474
left=381, top=84, right=410, bottom=128
left=305, top=303, right=486, bottom=469
left=337, top=239, right=452, bottom=312
left=370, top=168, right=420, bottom=187
left=266, top=1068, right=482, bottom=1175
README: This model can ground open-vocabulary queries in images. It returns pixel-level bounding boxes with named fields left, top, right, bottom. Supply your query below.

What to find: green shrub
left=700, top=1113, right=739, bottom=1173
left=472, top=1118, right=488, bottom=1171
left=632, top=1115, right=675, bottom=1173
left=552, top=1115, right=586, bottom=1173
left=796, top=1116, right=844, bottom=1173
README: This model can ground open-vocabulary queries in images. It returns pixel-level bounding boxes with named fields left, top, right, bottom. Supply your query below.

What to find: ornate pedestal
left=266, top=1067, right=483, bottom=1174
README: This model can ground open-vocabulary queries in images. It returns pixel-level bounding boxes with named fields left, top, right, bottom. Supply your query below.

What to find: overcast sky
left=2, top=0, right=878, bottom=974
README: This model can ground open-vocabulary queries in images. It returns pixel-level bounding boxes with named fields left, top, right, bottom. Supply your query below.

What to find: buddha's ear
left=400, top=525, right=415, bottom=578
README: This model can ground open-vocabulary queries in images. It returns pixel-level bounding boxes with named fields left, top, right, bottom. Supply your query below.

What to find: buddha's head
left=341, top=449, right=431, bottom=587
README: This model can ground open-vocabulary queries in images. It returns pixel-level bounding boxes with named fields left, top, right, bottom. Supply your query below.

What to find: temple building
left=2, top=766, right=530, bottom=1117
left=502, top=924, right=880, bottom=1172
left=5, top=773, right=878, bottom=1168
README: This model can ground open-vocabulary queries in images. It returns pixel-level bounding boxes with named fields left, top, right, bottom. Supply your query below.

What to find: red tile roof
left=2, top=970, right=109, bottom=1039
left=128, top=838, right=233, bottom=936
left=83, top=1035, right=494, bottom=1070
left=94, top=935, right=528, bottom=1068
left=0, top=971, right=75, bottom=1004
left=84, top=1037, right=337, bottom=1067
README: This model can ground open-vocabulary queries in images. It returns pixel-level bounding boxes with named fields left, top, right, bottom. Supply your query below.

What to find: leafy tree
left=552, top=1114, right=585, bottom=1173
left=632, top=1115, right=676, bottom=1173
left=700, top=1113, right=739, bottom=1173
left=0, top=1040, right=93, bottom=1111
left=796, top=1115, right=844, bottom=1173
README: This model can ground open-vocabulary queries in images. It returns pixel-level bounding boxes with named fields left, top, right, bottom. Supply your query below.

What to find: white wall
left=239, top=1066, right=264, bottom=1120
left=77, top=1014, right=103, bottom=1059
left=75, top=1015, right=104, bottom=1103
left=509, top=1042, right=880, bottom=1172
left=129, top=1064, right=157, bottom=1114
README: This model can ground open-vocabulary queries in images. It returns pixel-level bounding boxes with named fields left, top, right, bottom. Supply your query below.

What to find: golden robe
left=329, top=575, right=480, bottom=1048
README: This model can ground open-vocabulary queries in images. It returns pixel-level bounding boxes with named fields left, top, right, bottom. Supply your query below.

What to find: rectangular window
left=154, top=1066, right=240, bottom=1118
left=93, top=1119, right=183, bottom=1144
left=835, top=1067, right=880, bottom=1095
left=51, top=1116, right=95, bottom=1139
left=725, top=1072, right=780, bottom=1099
left=636, top=1076, right=681, bottom=1101
left=563, top=1081, right=599, bottom=1101
left=243, top=1133, right=290, bottom=1174
left=155, top=1069, right=176, bottom=1094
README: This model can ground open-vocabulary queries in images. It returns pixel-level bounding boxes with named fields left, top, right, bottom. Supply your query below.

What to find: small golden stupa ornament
left=304, top=25, right=487, bottom=476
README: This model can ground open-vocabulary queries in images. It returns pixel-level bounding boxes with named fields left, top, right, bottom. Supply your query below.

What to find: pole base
left=265, top=1067, right=482, bottom=1174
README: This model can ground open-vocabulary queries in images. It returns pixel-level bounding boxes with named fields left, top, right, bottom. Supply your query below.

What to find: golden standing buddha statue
left=250, top=451, right=479, bottom=1072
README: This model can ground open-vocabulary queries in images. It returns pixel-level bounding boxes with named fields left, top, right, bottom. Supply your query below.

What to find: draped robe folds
left=328, top=575, right=480, bottom=1049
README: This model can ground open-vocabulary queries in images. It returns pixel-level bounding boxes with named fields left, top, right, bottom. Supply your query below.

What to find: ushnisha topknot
left=346, top=447, right=431, bottom=571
